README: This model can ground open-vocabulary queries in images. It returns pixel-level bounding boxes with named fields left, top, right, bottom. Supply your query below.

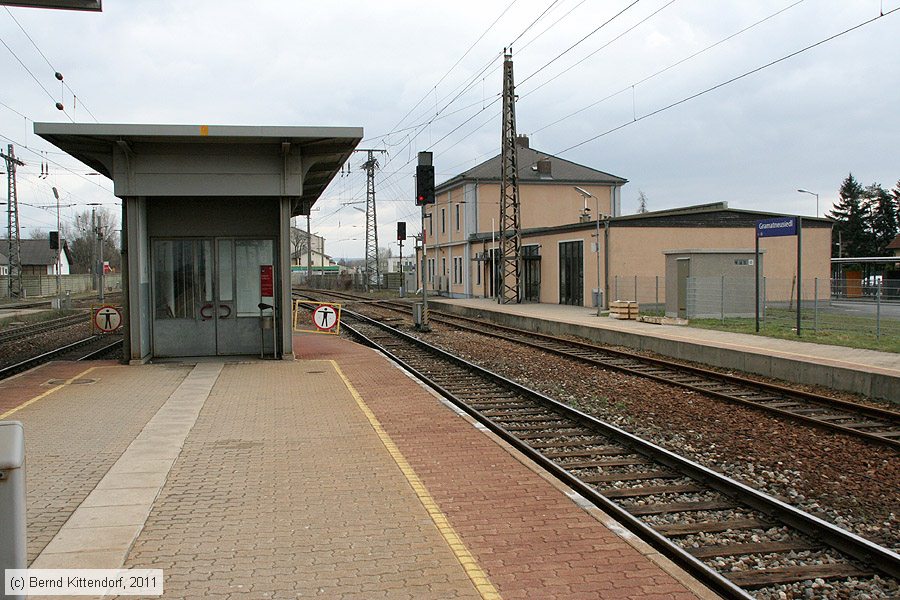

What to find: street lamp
left=797, top=189, right=819, bottom=218
left=574, top=186, right=608, bottom=316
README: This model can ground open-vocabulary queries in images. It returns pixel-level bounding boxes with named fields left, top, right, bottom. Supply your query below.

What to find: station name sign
left=756, top=216, right=797, bottom=238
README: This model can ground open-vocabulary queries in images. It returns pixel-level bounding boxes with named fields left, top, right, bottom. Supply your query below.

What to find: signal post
left=415, top=151, right=435, bottom=332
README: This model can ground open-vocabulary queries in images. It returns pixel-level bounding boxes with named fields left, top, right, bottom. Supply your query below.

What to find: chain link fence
left=611, top=274, right=900, bottom=345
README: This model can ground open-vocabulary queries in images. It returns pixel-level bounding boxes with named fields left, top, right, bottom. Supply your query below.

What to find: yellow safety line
left=0, top=366, right=99, bottom=420
left=329, top=360, right=501, bottom=600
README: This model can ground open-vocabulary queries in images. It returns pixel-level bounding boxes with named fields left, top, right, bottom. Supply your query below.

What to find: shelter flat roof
left=34, top=123, right=363, bottom=214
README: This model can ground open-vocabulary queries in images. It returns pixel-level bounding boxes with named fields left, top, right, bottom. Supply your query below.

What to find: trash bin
left=1, top=421, right=26, bottom=600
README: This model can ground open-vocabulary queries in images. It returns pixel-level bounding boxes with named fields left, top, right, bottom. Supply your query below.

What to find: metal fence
left=613, top=274, right=899, bottom=342
left=0, top=274, right=122, bottom=299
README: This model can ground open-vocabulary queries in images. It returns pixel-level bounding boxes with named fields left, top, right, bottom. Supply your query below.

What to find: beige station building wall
left=421, top=208, right=832, bottom=307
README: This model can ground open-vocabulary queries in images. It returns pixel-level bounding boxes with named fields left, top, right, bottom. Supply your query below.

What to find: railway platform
left=0, top=337, right=715, bottom=599
left=430, top=298, right=900, bottom=402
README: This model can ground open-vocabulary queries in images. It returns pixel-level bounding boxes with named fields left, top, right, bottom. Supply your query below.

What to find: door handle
left=218, top=304, right=232, bottom=319
left=200, top=303, right=214, bottom=320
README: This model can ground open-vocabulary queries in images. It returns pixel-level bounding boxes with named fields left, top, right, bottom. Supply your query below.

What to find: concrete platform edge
left=432, top=300, right=899, bottom=401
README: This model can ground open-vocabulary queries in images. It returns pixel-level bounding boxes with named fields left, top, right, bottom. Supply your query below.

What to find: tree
left=828, top=173, right=868, bottom=257
left=863, top=182, right=899, bottom=255
left=26, top=227, right=47, bottom=240
left=636, top=190, right=649, bottom=214
left=289, top=224, right=310, bottom=263
left=62, top=207, right=120, bottom=274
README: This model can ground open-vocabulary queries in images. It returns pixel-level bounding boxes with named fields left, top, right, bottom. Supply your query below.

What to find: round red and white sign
left=94, top=305, right=122, bottom=332
left=311, top=304, right=339, bottom=331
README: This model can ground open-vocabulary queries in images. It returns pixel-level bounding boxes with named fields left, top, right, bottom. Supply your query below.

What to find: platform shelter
left=35, top=123, right=362, bottom=362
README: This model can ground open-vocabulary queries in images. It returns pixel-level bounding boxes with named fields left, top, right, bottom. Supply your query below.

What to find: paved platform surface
left=431, top=297, right=900, bottom=401
left=2, top=342, right=714, bottom=599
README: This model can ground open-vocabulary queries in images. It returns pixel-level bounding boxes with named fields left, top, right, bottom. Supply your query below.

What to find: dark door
left=677, top=258, right=690, bottom=319
left=522, top=245, right=541, bottom=302
left=559, top=241, right=583, bottom=306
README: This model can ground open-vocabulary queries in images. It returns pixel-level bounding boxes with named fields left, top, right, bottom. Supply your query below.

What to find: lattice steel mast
left=357, top=148, right=386, bottom=291
left=499, top=48, right=521, bottom=304
left=2, top=144, right=25, bottom=299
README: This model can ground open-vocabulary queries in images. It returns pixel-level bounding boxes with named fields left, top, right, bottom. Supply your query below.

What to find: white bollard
left=0, top=421, right=26, bottom=600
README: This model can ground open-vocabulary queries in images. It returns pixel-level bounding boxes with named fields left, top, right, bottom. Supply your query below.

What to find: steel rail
left=297, top=290, right=900, bottom=449
left=0, top=335, right=105, bottom=380
left=332, top=306, right=900, bottom=595
left=76, top=338, right=122, bottom=361
left=0, top=312, right=88, bottom=344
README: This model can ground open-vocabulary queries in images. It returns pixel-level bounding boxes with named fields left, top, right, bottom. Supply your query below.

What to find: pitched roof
left=436, top=142, right=627, bottom=192
left=0, top=239, right=70, bottom=266
left=887, top=234, right=900, bottom=250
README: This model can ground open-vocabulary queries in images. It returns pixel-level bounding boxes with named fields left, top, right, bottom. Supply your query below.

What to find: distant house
left=0, top=239, right=72, bottom=276
left=887, top=234, right=900, bottom=258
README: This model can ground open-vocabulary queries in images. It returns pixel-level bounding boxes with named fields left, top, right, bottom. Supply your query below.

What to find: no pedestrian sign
left=312, top=304, right=340, bottom=333
left=93, top=305, right=122, bottom=333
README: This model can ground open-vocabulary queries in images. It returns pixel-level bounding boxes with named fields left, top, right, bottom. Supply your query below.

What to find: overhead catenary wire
left=520, top=0, right=680, bottom=99
left=4, top=7, right=100, bottom=122
left=553, top=5, right=900, bottom=156
left=375, top=0, right=519, bottom=143
left=530, top=0, right=807, bottom=134
left=518, top=0, right=642, bottom=87
left=0, top=35, right=72, bottom=121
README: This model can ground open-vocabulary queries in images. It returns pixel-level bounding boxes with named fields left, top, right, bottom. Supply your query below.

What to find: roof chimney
left=515, top=134, right=529, bottom=148
left=536, top=157, right=551, bottom=177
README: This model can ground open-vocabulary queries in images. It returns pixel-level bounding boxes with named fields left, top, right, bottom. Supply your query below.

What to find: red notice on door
left=260, top=265, right=274, bottom=297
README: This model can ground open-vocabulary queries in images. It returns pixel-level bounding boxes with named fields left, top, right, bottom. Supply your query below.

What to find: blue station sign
left=756, top=216, right=798, bottom=238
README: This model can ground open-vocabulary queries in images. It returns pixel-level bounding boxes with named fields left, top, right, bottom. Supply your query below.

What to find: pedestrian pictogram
left=93, top=305, right=122, bottom=333
left=312, top=304, right=339, bottom=332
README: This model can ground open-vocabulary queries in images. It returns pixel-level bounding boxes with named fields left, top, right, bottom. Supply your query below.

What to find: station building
left=36, top=123, right=362, bottom=362
left=420, top=136, right=832, bottom=309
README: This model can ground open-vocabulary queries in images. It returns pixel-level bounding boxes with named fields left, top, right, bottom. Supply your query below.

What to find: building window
left=453, top=256, right=463, bottom=284
left=476, top=258, right=481, bottom=286
left=455, top=204, right=460, bottom=231
left=428, top=258, right=435, bottom=283
left=441, top=257, right=446, bottom=276
left=441, top=208, right=446, bottom=234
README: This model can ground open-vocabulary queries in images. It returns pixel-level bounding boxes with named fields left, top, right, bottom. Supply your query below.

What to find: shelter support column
left=279, top=198, right=294, bottom=359
left=123, top=196, right=150, bottom=363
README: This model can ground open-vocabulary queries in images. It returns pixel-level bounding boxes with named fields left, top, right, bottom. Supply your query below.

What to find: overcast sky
left=1, top=0, right=897, bottom=259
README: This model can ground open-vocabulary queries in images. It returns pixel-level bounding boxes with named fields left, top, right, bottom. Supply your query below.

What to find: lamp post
left=797, top=189, right=819, bottom=218
left=575, top=186, right=606, bottom=316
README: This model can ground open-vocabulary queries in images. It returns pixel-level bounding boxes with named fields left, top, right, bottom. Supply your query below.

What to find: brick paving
left=296, top=334, right=707, bottom=600
left=122, top=361, right=483, bottom=600
left=0, top=362, right=190, bottom=563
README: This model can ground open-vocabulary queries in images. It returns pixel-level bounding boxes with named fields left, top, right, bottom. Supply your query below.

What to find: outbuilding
left=35, top=123, right=362, bottom=362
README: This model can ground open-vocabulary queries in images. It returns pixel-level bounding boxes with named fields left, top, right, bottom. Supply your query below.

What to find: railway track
left=300, top=289, right=900, bottom=450
left=0, top=335, right=121, bottom=380
left=322, top=302, right=900, bottom=599
left=0, top=312, right=89, bottom=344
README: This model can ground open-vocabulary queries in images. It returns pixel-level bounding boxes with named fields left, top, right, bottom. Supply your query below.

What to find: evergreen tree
left=864, top=182, right=899, bottom=255
left=636, top=190, right=648, bottom=214
left=827, top=173, right=867, bottom=257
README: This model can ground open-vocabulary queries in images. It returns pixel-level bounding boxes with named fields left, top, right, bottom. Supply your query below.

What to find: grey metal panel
left=146, top=198, right=279, bottom=238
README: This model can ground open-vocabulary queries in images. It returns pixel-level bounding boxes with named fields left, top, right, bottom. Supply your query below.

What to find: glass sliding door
left=151, top=237, right=275, bottom=357
left=151, top=239, right=216, bottom=356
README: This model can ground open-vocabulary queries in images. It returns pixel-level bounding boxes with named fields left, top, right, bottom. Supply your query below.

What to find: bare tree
left=289, top=225, right=310, bottom=262
left=27, top=227, right=47, bottom=240
left=62, top=207, right=120, bottom=274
